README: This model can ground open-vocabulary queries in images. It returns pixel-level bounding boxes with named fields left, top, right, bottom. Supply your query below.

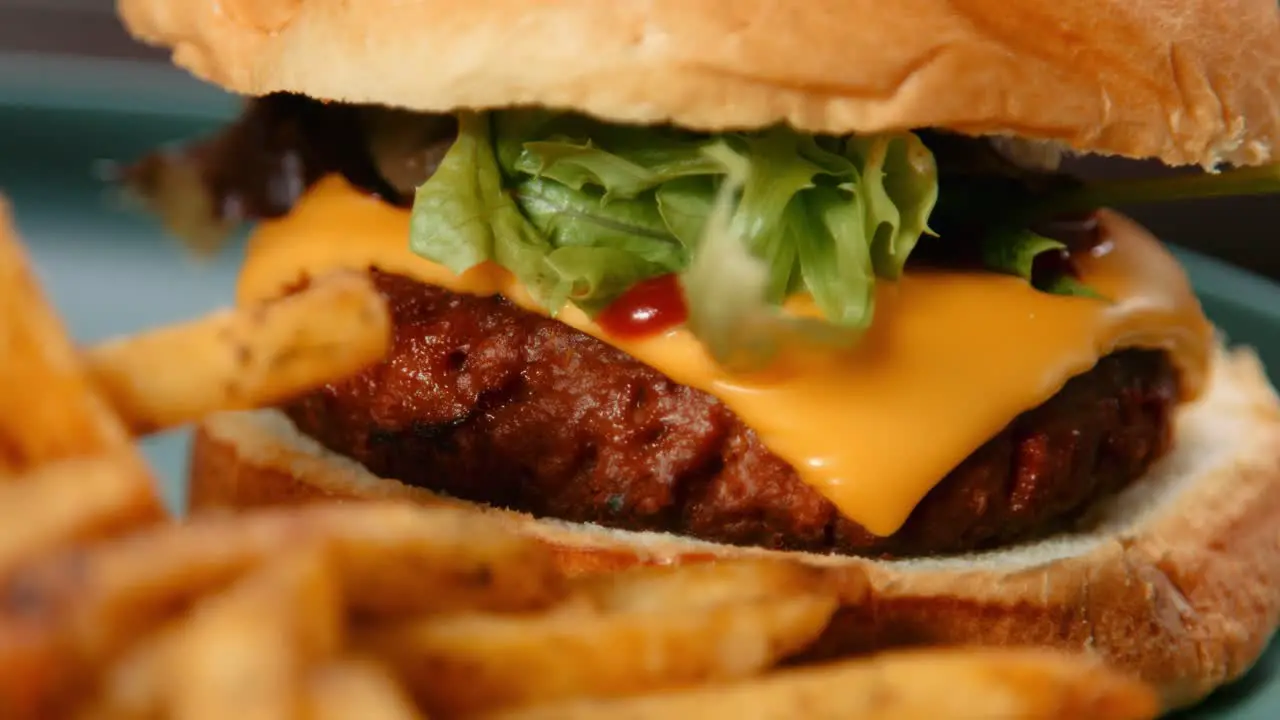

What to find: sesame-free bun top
left=117, top=0, right=1280, bottom=168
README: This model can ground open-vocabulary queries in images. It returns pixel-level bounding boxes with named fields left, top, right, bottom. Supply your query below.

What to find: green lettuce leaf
left=408, top=109, right=941, bottom=367
left=654, top=177, right=716, bottom=248
left=981, top=228, right=1065, bottom=280
left=682, top=144, right=863, bottom=370
left=516, top=138, right=724, bottom=201
left=797, top=186, right=876, bottom=328
left=409, top=111, right=504, bottom=273
left=513, top=177, right=682, bottom=265
left=846, top=134, right=939, bottom=279
left=410, top=112, right=563, bottom=306
left=731, top=129, right=827, bottom=304
left=410, top=112, right=684, bottom=313
left=1040, top=274, right=1106, bottom=300
left=544, top=246, right=672, bottom=313
left=982, top=228, right=1104, bottom=300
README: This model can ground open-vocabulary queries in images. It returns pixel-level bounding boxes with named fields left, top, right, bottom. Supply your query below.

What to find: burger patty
left=283, top=271, right=1180, bottom=558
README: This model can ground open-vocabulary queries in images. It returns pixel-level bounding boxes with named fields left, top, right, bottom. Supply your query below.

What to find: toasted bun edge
left=116, top=0, right=1280, bottom=168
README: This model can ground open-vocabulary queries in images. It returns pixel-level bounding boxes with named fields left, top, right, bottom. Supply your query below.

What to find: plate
left=1, top=51, right=1278, bottom=719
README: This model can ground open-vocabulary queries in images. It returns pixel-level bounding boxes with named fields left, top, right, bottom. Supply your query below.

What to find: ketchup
left=596, top=274, right=688, bottom=339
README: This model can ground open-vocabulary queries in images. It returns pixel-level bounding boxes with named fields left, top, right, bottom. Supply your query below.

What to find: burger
left=117, top=0, right=1280, bottom=710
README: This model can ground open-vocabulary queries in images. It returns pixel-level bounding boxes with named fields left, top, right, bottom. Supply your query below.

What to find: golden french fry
left=0, top=453, right=155, bottom=580
left=0, top=200, right=138, bottom=472
left=82, top=549, right=340, bottom=720
left=162, top=549, right=341, bottom=720
left=321, top=508, right=565, bottom=619
left=84, top=271, right=391, bottom=435
left=0, top=205, right=164, bottom=720
left=2, top=502, right=561, bottom=652
left=477, top=647, right=1160, bottom=720
left=306, top=658, right=424, bottom=720
left=80, top=618, right=175, bottom=720
left=362, top=561, right=839, bottom=717
left=571, top=559, right=835, bottom=611
left=0, top=503, right=563, bottom=714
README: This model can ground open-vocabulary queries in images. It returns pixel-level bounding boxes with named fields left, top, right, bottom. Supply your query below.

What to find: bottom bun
left=188, top=347, right=1280, bottom=710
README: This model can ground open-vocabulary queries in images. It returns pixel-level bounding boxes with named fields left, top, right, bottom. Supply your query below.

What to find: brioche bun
left=117, top=0, right=1280, bottom=168
left=187, top=346, right=1280, bottom=710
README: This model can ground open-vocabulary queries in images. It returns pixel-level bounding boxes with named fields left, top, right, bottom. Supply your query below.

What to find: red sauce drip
left=596, top=274, right=688, bottom=339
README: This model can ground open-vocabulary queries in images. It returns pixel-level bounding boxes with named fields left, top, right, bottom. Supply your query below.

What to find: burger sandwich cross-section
left=117, top=0, right=1280, bottom=709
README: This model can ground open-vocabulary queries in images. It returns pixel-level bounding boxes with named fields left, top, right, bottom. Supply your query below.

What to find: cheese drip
left=239, top=176, right=1214, bottom=536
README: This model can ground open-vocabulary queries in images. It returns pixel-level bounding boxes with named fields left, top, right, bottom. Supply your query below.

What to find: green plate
left=1, top=51, right=1278, bottom=719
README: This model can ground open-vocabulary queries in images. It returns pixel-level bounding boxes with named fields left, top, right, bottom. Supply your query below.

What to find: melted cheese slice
left=239, top=176, right=1214, bottom=536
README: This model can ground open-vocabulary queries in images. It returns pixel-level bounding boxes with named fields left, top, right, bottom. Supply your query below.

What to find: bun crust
left=116, top=0, right=1280, bottom=168
left=188, top=347, right=1280, bottom=711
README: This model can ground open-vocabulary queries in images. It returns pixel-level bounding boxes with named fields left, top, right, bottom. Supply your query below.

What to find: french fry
left=0, top=453, right=155, bottom=580
left=0, top=503, right=564, bottom=713
left=0, top=502, right=562, bottom=654
left=361, top=561, right=839, bottom=717
left=84, top=271, right=391, bottom=436
left=315, top=503, right=565, bottom=617
left=570, top=560, right=834, bottom=611
left=162, top=549, right=341, bottom=720
left=79, top=616, right=175, bottom=720
left=306, top=658, right=424, bottom=720
left=0, top=203, right=163, bottom=719
left=477, top=647, right=1160, bottom=720
left=0, top=200, right=139, bottom=473
left=81, top=549, right=340, bottom=720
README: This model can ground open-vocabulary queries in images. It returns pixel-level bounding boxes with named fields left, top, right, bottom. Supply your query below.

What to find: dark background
left=2, top=0, right=1278, bottom=279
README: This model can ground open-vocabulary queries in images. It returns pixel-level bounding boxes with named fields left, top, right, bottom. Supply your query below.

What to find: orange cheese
left=239, top=175, right=1214, bottom=536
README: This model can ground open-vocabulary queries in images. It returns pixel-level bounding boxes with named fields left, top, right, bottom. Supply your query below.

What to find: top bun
left=118, top=0, right=1280, bottom=168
